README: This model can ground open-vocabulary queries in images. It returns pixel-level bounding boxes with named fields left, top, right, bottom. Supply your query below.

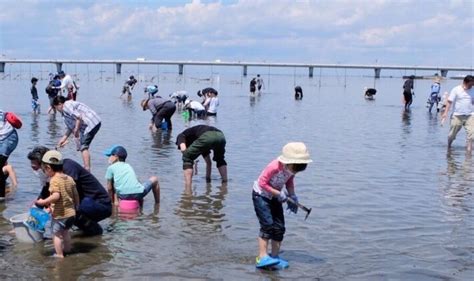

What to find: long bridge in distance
left=0, top=59, right=472, bottom=78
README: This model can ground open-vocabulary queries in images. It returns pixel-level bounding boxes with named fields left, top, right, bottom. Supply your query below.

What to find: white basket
left=9, top=213, right=44, bottom=243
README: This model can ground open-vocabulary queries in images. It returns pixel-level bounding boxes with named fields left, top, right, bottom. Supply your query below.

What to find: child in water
left=252, top=142, right=312, bottom=269
left=30, top=77, right=40, bottom=114
left=35, top=150, right=79, bottom=258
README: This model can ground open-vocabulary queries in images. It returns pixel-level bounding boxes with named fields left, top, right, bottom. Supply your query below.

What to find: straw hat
left=278, top=142, right=312, bottom=164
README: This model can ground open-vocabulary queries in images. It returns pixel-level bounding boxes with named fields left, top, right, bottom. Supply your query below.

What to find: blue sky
left=0, top=0, right=472, bottom=67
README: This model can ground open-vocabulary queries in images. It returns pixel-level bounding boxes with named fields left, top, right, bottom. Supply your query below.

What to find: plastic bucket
left=119, top=199, right=140, bottom=212
left=9, top=213, right=44, bottom=243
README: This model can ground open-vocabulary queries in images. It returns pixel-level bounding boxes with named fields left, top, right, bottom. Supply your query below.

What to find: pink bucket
left=118, top=199, right=140, bottom=212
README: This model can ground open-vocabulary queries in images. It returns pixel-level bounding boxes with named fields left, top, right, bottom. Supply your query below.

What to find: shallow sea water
left=0, top=70, right=473, bottom=280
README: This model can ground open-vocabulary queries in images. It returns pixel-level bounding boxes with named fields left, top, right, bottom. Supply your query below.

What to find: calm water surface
left=0, top=72, right=473, bottom=280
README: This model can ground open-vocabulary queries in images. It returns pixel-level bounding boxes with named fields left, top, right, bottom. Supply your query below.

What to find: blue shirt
left=105, top=162, right=144, bottom=195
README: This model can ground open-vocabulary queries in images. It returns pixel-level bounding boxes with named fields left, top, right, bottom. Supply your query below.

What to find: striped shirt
left=49, top=174, right=78, bottom=219
left=62, top=101, right=101, bottom=134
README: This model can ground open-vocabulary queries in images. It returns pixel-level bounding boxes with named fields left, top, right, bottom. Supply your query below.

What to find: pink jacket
left=253, top=159, right=294, bottom=199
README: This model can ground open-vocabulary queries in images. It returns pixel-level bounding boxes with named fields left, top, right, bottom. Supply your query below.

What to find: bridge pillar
left=242, top=65, right=247, bottom=76
left=116, top=63, right=122, bottom=74
left=309, top=66, right=314, bottom=78
left=56, top=63, right=62, bottom=73
left=0, top=62, right=4, bottom=73
left=441, top=69, right=448, bottom=77
left=178, top=64, right=184, bottom=75
left=374, top=68, right=381, bottom=78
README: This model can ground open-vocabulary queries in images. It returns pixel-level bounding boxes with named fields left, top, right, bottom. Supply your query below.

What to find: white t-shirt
left=206, top=97, right=219, bottom=114
left=60, top=75, right=76, bottom=93
left=0, top=111, right=14, bottom=140
left=189, top=100, right=205, bottom=111
left=448, top=85, right=474, bottom=116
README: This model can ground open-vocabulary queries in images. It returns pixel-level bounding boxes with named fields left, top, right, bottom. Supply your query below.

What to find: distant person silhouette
left=256, top=74, right=265, bottom=93
left=250, top=78, right=257, bottom=95
left=403, top=75, right=415, bottom=110
left=364, top=87, right=377, bottom=100
left=294, top=86, right=303, bottom=100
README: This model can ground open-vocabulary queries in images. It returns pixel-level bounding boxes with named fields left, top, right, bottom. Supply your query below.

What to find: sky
left=0, top=0, right=472, bottom=67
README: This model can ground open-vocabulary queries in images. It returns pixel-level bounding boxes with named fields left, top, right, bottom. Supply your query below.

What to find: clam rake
left=287, top=197, right=312, bottom=220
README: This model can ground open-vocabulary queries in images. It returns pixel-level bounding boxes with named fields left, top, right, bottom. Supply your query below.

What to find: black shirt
left=176, top=125, right=222, bottom=149
left=38, top=159, right=110, bottom=204
left=31, top=85, right=38, bottom=100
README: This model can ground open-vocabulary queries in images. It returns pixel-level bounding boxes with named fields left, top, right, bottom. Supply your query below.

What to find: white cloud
left=0, top=0, right=472, bottom=65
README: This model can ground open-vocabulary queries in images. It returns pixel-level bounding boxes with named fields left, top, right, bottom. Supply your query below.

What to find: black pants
left=0, top=155, right=8, bottom=197
left=153, top=101, right=176, bottom=130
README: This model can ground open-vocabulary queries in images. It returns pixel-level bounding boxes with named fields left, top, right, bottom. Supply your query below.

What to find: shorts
left=32, top=99, right=40, bottom=110
left=49, top=96, right=57, bottom=107
left=51, top=216, right=75, bottom=234
left=118, top=180, right=154, bottom=200
left=182, top=131, right=226, bottom=169
left=252, top=191, right=285, bottom=241
left=0, top=130, right=18, bottom=157
left=79, top=123, right=101, bottom=151
left=448, top=115, right=474, bottom=141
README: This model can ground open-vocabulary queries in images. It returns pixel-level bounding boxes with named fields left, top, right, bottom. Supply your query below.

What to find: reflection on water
left=175, top=182, right=228, bottom=233
left=30, top=114, right=40, bottom=143
left=401, top=108, right=412, bottom=134
left=47, top=114, right=62, bottom=145
left=443, top=151, right=473, bottom=214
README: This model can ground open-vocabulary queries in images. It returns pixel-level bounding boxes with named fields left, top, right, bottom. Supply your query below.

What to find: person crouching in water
left=141, top=95, right=176, bottom=131
left=35, top=150, right=79, bottom=258
left=252, top=142, right=312, bottom=269
left=104, top=145, right=160, bottom=206
left=294, top=86, right=303, bottom=100
left=184, top=99, right=206, bottom=119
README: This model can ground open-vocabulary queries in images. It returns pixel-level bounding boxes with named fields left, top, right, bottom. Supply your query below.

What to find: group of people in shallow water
left=4, top=72, right=473, bottom=269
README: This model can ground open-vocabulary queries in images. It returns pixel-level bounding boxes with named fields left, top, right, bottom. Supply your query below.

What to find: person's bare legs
left=184, top=168, right=193, bottom=190
left=149, top=176, right=161, bottom=203
left=63, top=229, right=72, bottom=254
left=82, top=149, right=91, bottom=171
left=218, top=165, right=228, bottom=182
left=53, top=231, right=65, bottom=258
left=258, top=237, right=269, bottom=258
left=466, top=139, right=472, bottom=155
left=270, top=240, right=281, bottom=257
left=204, top=155, right=212, bottom=182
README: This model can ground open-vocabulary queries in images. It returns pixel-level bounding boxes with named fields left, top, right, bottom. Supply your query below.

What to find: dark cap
left=104, top=145, right=127, bottom=159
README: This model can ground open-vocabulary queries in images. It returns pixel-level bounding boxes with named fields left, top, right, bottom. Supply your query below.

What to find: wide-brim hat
left=277, top=142, right=312, bottom=164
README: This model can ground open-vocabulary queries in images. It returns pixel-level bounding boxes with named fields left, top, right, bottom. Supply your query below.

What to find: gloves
left=287, top=195, right=298, bottom=214
left=277, top=191, right=288, bottom=202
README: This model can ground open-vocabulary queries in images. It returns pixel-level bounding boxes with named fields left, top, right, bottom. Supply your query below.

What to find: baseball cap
left=104, top=145, right=127, bottom=159
left=42, top=150, right=64, bottom=165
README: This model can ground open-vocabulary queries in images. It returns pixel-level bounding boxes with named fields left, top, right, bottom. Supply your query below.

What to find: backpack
left=45, top=82, right=55, bottom=95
